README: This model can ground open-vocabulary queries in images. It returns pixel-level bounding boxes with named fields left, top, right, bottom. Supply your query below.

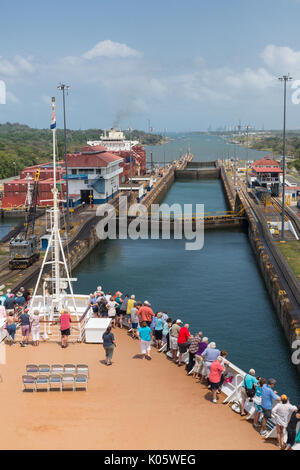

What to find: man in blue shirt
left=260, top=378, right=280, bottom=436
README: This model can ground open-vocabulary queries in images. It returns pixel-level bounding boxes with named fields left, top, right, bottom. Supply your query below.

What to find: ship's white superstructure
left=87, top=128, right=139, bottom=151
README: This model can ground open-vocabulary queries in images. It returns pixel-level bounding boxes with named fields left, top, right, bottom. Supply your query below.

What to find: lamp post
left=57, top=83, right=70, bottom=233
left=128, top=127, right=133, bottom=197
left=278, top=75, right=292, bottom=241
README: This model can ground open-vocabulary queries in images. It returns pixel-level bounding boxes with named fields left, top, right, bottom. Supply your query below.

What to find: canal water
left=146, top=132, right=267, bottom=165
left=72, top=178, right=300, bottom=402
left=0, top=217, right=22, bottom=239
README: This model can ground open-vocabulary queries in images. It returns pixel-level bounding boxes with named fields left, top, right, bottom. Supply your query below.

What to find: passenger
left=137, top=301, right=154, bottom=327
left=260, top=378, right=280, bottom=436
left=98, top=296, right=108, bottom=318
left=119, top=294, right=129, bottom=329
left=137, top=321, right=152, bottom=360
left=60, top=309, right=72, bottom=349
left=177, top=323, right=190, bottom=366
left=162, top=310, right=168, bottom=322
left=0, top=300, right=6, bottom=321
left=105, top=291, right=112, bottom=303
left=20, top=308, right=30, bottom=347
left=0, top=291, right=5, bottom=306
left=162, top=318, right=172, bottom=350
left=201, top=342, right=220, bottom=381
left=218, top=350, right=229, bottom=393
left=130, top=302, right=139, bottom=339
left=193, top=337, right=208, bottom=379
left=20, top=287, right=30, bottom=302
left=285, top=406, right=300, bottom=450
left=6, top=312, right=17, bottom=345
left=4, top=293, right=15, bottom=315
left=253, top=377, right=266, bottom=428
left=30, top=310, right=40, bottom=346
left=102, top=326, right=116, bottom=366
left=240, top=369, right=258, bottom=416
left=15, top=291, right=26, bottom=307
left=272, top=395, right=298, bottom=449
left=209, top=357, right=225, bottom=403
left=89, top=293, right=99, bottom=317
left=186, top=331, right=202, bottom=374
left=150, top=312, right=157, bottom=343
left=169, top=319, right=181, bottom=362
left=126, top=295, right=136, bottom=329
left=114, top=292, right=123, bottom=327
left=106, top=296, right=118, bottom=328
left=113, top=290, right=122, bottom=301
left=154, top=312, right=164, bottom=349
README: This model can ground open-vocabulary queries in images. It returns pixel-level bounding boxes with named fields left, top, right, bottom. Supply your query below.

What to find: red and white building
left=247, top=156, right=282, bottom=196
left=66, top=145, right=123, bottom=205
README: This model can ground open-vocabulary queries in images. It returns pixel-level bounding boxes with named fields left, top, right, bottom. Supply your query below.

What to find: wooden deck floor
left=0, top=329, right=276, bottom=450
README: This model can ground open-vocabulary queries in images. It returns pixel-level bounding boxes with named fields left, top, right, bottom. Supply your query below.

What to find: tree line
left=0, top=123, right=162, bottom=179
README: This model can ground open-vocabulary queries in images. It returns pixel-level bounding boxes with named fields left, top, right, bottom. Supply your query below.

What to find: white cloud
left=261, top=44, right=300, bottom=73
left=0, top=55, right=36, bottom=78
left=82, top=40, right=142, bottom=60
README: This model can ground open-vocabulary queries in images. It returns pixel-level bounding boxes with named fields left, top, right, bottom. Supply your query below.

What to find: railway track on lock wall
left=240, top=188, right=300, bottom=314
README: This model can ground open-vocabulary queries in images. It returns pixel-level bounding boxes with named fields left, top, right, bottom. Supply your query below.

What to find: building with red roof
left=248, top=156, right=282, bottom=196
left=65, top=145, right=123, bottom=205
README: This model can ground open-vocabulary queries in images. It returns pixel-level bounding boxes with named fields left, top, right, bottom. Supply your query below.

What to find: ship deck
left=0, top=329, right=276, bottom=450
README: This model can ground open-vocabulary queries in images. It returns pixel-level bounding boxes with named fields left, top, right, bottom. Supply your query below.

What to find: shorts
left=131, top=323, right=138, bottom=329
left=262, top=408, right=272, bottom=420
left=140, top=339, right=151, bottom=355
left=21, top=325, right=30, bottom=337
left=6, top=324, right=16, bottom=340
left=154, top=330, right=163, bottom=340
left=254, top=403, right=262, bottom=413
left=104, top=345, right=114, bottom=359
left=61, top=328, right=70, bottom=336
left=178, top=342, right=188, bottom=354
left=170, top=336, right=178, bottom=350
left=210, top=381, right=221, bottom=391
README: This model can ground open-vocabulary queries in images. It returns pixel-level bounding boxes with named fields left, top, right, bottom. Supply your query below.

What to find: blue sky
left=1, top=0, right=300, bottom=131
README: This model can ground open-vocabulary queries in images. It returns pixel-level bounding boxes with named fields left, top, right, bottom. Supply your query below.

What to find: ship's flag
left=50, top=111, right=56, bottom=129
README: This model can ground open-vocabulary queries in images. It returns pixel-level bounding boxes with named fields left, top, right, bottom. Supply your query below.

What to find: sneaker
left=20, top=342, right=25, bottom=347
left=260, top=430, right=267, bottom=436
left=212, top=399, right=217, bottom=403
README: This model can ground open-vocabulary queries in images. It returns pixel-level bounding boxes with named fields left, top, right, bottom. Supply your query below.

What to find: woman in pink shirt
left=60, top=309, right=72, bottom=348
left=209, top=357, right=225, bottom=403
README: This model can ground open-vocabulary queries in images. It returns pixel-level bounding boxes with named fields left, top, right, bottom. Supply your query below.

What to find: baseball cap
left=176, top=319, right=182, bottom=324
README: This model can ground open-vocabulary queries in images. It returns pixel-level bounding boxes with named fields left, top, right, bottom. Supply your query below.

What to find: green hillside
left=0, top=123, right=162, bottom=179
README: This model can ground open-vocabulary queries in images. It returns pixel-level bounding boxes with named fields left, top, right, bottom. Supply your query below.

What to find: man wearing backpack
left=240, top=368, right=258, bottom=416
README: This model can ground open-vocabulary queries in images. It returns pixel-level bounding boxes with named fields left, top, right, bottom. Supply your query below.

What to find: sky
left=1, top=0, right=300, bottom=131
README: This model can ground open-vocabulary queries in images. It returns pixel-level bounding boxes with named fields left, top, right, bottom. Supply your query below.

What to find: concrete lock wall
left=175, top=169, right=220, bottom=179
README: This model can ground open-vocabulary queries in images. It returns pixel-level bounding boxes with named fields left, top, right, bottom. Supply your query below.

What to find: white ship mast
left=29, top=96, right=77, bottom=322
